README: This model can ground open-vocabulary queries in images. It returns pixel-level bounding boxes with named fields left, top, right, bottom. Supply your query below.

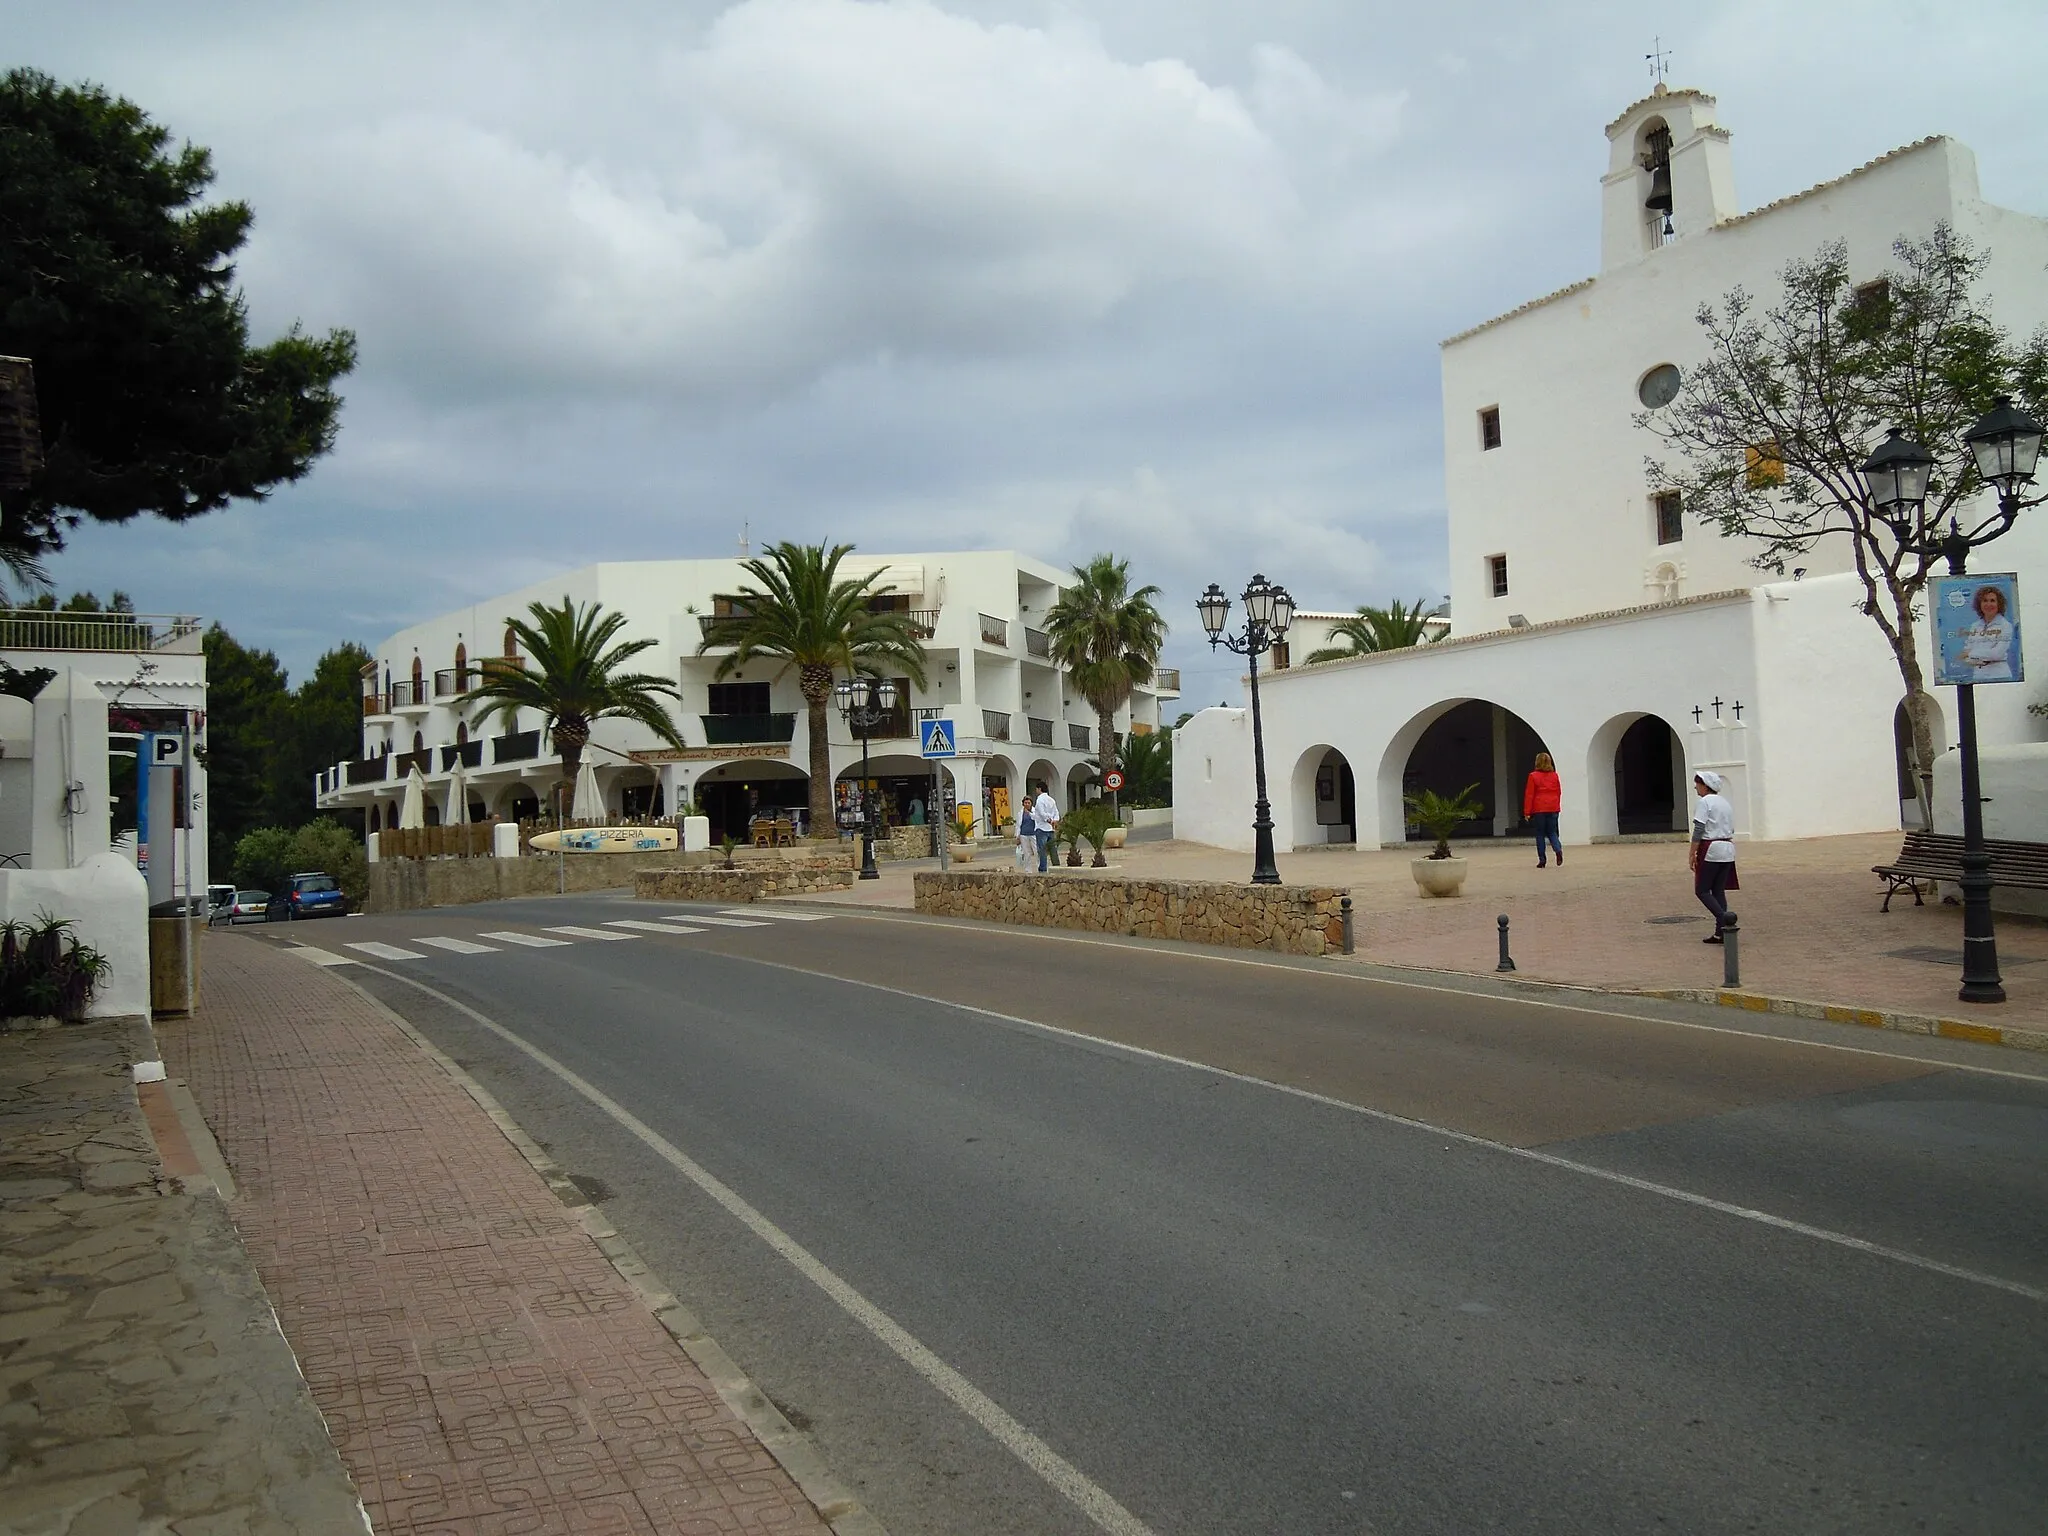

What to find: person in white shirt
left=1031, top=787, right=1061, bottom=873
left=1957, top=585, right=2016, bottom=682
left=1690, top=771, right=1738, bottom=942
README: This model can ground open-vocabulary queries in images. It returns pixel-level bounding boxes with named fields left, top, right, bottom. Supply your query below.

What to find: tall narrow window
left=1479, top=407, right=1502, bottom=451
left=1654, top=490, right=1684, bottom=545
left=1488, top=554, right=1510, bottom=598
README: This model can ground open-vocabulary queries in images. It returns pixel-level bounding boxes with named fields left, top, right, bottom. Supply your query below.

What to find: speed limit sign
left=1102, top=769, right=1126, bottom=792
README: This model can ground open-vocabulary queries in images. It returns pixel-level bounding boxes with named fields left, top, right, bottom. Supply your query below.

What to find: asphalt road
left=269, top=892, right=2048, bottom=1534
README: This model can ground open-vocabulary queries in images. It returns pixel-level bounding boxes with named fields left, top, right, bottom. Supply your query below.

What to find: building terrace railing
left=1068, top=723, right=1091, bottom=752
left=1024, top=626, right=1050, bottom=658
left=0, top=609, right=203, bottom=654
left=389, top=680, right=429, bottom=709
left=393, top=749, right=434, bottom=778
left=440, top=740, right=484, bottom=771
left=345, top=757, right=388, bottom=786
left=982, top=709, right=1011, bottom=741
left=978, top=613, right=1009, bottom=647
left=1154, top=667, right=1180, bottom=692
left=701, top=712, right=797, bottom=745
left=435, top=666, right=479, bottom=697
left=361, top=694, right=388, bottom=718
left=492, top=729, right=541, bottom=764
left=1027, top=716, right=1053, bottom=747
left=903, top=608, right=940, bottom=639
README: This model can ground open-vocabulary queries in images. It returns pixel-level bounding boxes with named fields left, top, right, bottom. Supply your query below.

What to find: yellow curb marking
left=1939, top=1020, right=2004, bottom=1045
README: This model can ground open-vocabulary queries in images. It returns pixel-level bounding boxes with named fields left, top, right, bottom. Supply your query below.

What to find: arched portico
left=1586, top=711, right=1689, bottom=837
left=981, top=754, right=1019, bottom=829
left=1894, top=694, right=1949, bottom=827
left=1288, top=744, right=1357, bottom=848
left=1025, top=758, right=1060, bottom=799
left=1065, top=760, right=1095, bottom=809
left=1377, top=699, right=1553, bottom=847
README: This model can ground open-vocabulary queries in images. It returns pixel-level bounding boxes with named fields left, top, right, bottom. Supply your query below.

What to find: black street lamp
left=1861, top=398, right=2044, bottom=1005
left=1197, top=574, right=1294, bottom=885
left=836, top=674, right=898, bottom=881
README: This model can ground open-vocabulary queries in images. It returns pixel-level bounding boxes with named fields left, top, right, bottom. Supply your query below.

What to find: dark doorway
left=1615, top=716, right=1681, bottom=833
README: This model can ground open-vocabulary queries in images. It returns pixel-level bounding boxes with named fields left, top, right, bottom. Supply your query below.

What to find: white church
left=1175, top=83, right=2048, bottom=857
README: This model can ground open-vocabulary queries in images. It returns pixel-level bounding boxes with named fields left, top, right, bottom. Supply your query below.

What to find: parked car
left=210, top=890, right=270, bottom=925
left=206, top=883, right=237, bottom=914
left=264, top=872, right=348, bottom=921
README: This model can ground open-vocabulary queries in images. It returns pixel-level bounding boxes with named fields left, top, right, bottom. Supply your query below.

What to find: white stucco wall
left=1171, top=707, right=1258, bottom=852
left=0, top=854, right=151, bottom=1018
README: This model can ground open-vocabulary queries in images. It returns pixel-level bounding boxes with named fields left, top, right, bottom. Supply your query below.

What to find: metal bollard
left=1496, top=913, right=1516, bottom=973
left=1340, top=896, right=1355, bottom=955
left=1721, top=912, right=1740, bottom=988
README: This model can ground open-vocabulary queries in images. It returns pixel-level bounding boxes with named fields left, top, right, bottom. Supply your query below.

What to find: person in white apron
left=1690, top=771, right=1738, bottom=942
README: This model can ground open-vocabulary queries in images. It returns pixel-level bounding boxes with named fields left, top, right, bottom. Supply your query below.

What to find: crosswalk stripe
left=543, top=925, right=636, bottom=941
left=479, top=930, right=573, bottom=948
left=721, top=908, right=832, bottom=922
left=604, top=920, right=707, bottom=934
left=414, top=936, right=500, bottom=955
left=673, top=914, right=771, bottom=928
left=346, top=941, right=426, bottom=961
left=289, top=946, right=359, bottom=967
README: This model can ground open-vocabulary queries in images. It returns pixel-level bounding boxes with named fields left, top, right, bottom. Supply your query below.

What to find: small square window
left=1479, top=407, right=1502, bottom=451
left=1488, top=554, right=1510, bottom=598
left=1654, top=490, right=1684, bottom=545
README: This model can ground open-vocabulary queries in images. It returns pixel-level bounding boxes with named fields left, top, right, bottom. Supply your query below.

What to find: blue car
left=265, top=872, right=348, bottom=921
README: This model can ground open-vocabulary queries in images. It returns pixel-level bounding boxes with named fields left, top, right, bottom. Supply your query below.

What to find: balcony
left=492, top=729, right=541, bottom=764
left=1024, top=626, right=1050, bottom=659
left=1068, top=723, right=1092, bottom=752
left=345, top=757, right=388, bottom=786
left=440, top=740, right=484, bottom=771
left=904, top=608, right=940, bottom=639
left=865, top=708, right=912, bottom=740
left=393, top=749, right=434, bottom=778
left=0, top=609, right=203, bottom=654
left=1027, top=716, right=1053, bottom=747
left=435, top=666, right=479, bottom=698
left=389, top=680, right=430, bottom=711
left=701, top=713, right=797, bottom=746
left=1154, top=668, right=1180, bottom=692
left=360, top=694, right=388, bottom=718
left=978, top=613, right=1009, bottom=647
left=479, top=654, right=526, bottom=676
left=981, top=709, right=1011, bottom=741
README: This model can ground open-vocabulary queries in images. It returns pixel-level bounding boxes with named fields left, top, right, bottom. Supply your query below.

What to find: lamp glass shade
left=875, top=678, right=899, bottom=711
left=833, top=676, right=857, bottom=708
left=1196, top=583, right=1230, bottom=640
left=1242, top=575, right=1277, bottom=630
left=1270, top=588, right=1295, bottom=637
left=1964, top=395, right=2045, bottom=492
left=1860, top=427, right=1934, bottom=514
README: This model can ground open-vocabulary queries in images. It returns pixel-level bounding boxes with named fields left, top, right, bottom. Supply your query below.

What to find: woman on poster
left=1957, top=585, right=2017, bottom=682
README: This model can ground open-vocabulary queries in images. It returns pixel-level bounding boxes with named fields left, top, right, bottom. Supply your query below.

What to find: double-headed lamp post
left=835, top=674, right=899, bottom=881
left=1197, top=574, right=1294, bottom=885
left=1860, top=396, right=2044, bottom=1005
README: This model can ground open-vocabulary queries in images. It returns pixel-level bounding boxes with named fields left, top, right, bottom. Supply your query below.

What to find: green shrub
left=233, top=818, right=367, bottom=909
left=1403, top=784, right=1485, bottom=859
left=0, top=914, right=110, bottom=1021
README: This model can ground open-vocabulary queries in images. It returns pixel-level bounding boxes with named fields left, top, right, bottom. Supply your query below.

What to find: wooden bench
left=1872, top=830, right=2048, bottom=910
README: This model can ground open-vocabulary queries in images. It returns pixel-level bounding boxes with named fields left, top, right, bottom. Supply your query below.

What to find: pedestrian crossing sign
left=920, top=719, right=957, bottom=758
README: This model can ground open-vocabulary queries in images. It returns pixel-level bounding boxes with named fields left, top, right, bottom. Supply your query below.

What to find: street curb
left=321, top=961, right=890, bottom=1536
left=1637, top=986, right=2048, bottom=1053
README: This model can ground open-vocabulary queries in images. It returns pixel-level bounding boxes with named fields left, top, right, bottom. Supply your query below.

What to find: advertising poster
left=1932, top=573, right=2023, bottom=686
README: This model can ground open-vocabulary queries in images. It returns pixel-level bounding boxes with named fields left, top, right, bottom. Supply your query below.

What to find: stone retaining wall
left=913, top=869, right=1347, bottom=954
left=369, top=848, right=709, bottom=912
left=636, top=854, right=856, bottom=903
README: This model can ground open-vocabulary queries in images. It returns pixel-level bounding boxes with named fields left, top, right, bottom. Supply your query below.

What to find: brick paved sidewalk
left=156, top=933, right=836, bottom=1536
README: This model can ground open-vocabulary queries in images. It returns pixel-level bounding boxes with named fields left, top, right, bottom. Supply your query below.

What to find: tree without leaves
left=1044, top=554, right=1166, bottom=818
left=696, top=542, right=929, bottom=837
left=463, top=599, right=686, bottom=815
left=1303, top=598, right=1442, bottom=665
left=0, top=69, right=356, bottom=563
left=1641, top=225, right=2048, bottom=823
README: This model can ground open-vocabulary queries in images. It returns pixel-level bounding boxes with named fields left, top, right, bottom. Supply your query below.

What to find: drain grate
left=1884, top=945, right=2040, bottom=967
left=1646, top=914, right=1705, bottom=925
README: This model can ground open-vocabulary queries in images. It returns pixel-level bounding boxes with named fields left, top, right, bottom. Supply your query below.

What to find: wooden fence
left=377, top=823, right=495, bottom=860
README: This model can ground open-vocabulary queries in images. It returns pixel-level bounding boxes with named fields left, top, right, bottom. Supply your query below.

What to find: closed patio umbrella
left=571, top=759, right=604, bottom=822
left=399, top=765, right=427, bottom=830
left=445, top=761, right=471, bottom=825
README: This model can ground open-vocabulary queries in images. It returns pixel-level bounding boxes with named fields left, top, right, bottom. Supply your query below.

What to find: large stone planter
left=949, top=843, right=977, bottom=863
left=1102, top=825, right=1128, bottom=850
left=1410, top=856, right=1468, bottom=898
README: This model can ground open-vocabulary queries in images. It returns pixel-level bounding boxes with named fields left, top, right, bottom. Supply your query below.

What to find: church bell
left=1645, top=162, right=1674, bottom=214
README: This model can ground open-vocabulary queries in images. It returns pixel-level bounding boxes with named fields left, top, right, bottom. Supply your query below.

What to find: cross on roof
left=1710, top=695, right=1724, bottom=719
left=1647, top=37, right=1673, bottom=86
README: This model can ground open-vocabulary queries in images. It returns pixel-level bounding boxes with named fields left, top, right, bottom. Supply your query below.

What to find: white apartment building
left=1177, top=84, right=2048, bottom=855
left=313, top=550, right=1178, bottom=842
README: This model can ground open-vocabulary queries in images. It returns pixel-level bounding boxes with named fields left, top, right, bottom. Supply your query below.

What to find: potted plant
left=1061, top=803, right=1116, bottom=868
left=1404, top=784, right=1483, bottom=897
left=949, top=810, right=978, bottom=863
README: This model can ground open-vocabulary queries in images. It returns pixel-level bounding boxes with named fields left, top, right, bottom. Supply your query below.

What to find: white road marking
left=288, top=946, right=358, bottom=967
left=724, top=908, right=833, bottom=921
left=606, top=920, right=707, bottom=935
left=350, top=966, right=1161, bottom=1536
left=723, top=954, right=2048, bottom=1306
left=479, top=930, right=573, bottom=948
left=414, top=936, right=500, bottom=955
left=543, top=925, right=636, bottom=941
left=671, top=914, right=771, bottom=928
left=345, top=941, right=426, bottom=961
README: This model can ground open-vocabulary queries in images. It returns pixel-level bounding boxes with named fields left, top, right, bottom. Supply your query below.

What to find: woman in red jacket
left=1524, top=752, right=1562, bottom=867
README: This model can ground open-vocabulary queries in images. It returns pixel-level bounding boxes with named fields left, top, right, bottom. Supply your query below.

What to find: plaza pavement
left=803, top=831, right=2048, bottom=1026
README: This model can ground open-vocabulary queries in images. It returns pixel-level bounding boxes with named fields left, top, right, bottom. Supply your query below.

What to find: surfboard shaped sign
left=528, top=826, right=679, bottom=854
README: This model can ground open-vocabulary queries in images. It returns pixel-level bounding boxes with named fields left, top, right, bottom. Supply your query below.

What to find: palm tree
left=1044, top=554, right=1166, bottom=815
left=697, top=541, right=928, bottom=837
left=1303, top=598, right=1442, bottom=665
left=461, top=598, right=685, bottom=819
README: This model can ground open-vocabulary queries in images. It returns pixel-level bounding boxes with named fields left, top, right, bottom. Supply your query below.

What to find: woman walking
left=1523, top=752, right=1563, bottom=867
left=1690, top=771, right=1738, bottom=942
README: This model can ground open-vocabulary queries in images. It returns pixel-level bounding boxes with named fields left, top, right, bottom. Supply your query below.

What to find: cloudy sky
left=7, top=1, right=2046, bottom=701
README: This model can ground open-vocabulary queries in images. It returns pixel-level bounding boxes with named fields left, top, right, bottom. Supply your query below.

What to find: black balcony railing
left=1068, top=723, right=1091, bottom=752
left=390, top=680, right=428, bottom=708
left=345, top=757, right=388, bottom=785
left=492, top=729, right=541, bottom=763
left=393, top=749, right=434, bottom=778
left=1028, top=716, right=1053, bottom=746
left=867, top=708, right=912, bottom=739
left=701, top=712, right=797, bottom=745
left=440, top=740, right=485, bottom=771
left=1025, top=626, right=1050, bottom=658
left=978, top=614, right=1009, bottom=647
left=982, top=709, right=1011, bottom=741
left=434, top=667, right=478, bottom=698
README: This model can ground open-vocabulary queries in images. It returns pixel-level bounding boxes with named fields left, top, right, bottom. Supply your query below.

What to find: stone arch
left=1894, top=693, right=1949, bottom=827
left=981, top=754, right=1019, bottom=829
left=454, top=639, right=467, bottom=673
left=1288, top=743, right=1356, bottom=848
left=368, top=804, right=382, bottom=833
left=1025, top=758, right=1060, bottom=799
left=410, top=654, right=424, bottom=690
left=496, top=782, right=541, bottom=823
left=1378, top=698, right=1552, bottom=847
left=455, top=720, right=468, bottom=746
left=1065, top=760, right=1095, bottom=809
left=1586, top=711, right=1689, bottom=837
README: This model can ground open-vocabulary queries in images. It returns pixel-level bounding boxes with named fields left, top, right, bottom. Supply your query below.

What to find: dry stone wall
left=914, top=869, right=1348, bottom=955
left=368, top=848, right=707, bottom=912
left=636, top=855, right=856, bottom=904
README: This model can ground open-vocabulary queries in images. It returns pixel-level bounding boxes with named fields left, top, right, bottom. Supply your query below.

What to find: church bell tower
left=1600, top=84, right=1738, bottom=270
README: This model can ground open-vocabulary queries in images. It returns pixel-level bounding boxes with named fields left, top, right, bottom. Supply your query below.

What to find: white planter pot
left=1102, top=825, right=1128, bottom=850
left=949, top=844, right=976, bottom=863
left=1411, top=855, right=1468, bottom=897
